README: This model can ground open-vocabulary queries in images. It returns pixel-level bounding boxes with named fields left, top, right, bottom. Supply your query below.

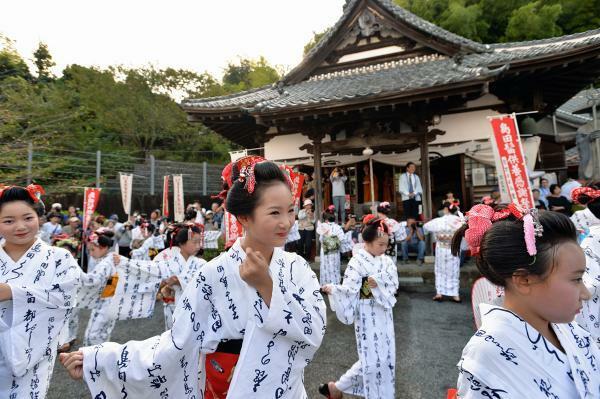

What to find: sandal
left=451, top=297, right=462, bottom=303
left=432, top=295, right=443, bottom=302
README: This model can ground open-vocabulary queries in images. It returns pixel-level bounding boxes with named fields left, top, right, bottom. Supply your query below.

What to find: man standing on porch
left=330, top=167, right=347, bottom=224
left=399, top=162, right=422, bottom=219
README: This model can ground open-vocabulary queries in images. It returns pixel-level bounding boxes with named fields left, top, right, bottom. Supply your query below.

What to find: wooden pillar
left=420, top=129, right=432, bottom=220
left=313, top=138, right=324, bottom=219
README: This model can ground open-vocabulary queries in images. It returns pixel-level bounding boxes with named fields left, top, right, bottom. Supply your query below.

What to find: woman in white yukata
left=130, top=223, right=165, bottom=261
left=60, top=156, right=326, bottom=399
left=118, top=222, right=206, bottom=331
left=451, top=203, right=600, bottom=398
left=571, top=182, right=600, bottom=237
left=424, top=200, right=463, bottom=303
left=376, top=201, right=406, bottom=265
left=319, top=215, right=399, bottom=399
left=0, top=185, right=80, bottom=399
left=572, top=186, right=600, bottom=347
left=80, top=228, right=121, bottom=346
left=317, top=205, right=345, bottom=285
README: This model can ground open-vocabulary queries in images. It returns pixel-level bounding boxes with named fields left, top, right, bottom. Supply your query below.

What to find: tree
left=0, top=35, right=32, bottom=81
left=439, top=0, right=489, bottom=43
left=221, top=57, right=280, bottom=93
left=504, top=1, right=563, bottom=41
left=33, top=42, right=55, bottom=82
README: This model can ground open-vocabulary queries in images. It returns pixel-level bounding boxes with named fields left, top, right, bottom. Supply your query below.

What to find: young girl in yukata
left=570, top=182, right=600, bottom=236
left=451, top=203, right=600, bottom=397
left=376, top=201, right=406, bottom=265
left=114, top=222, right=206, bottom=331
left=572, top=186, right=600, bottom=347
left=317, top=205, right=345, bottom=285
left=0, top=185, right=80, bottom=399
left=319, top=215, right=399, bottom=399
left=59, top=156, right=326, bottom=399
left=80, top=228, right=121, bottom=346
left=424, top=201, right=463, bottom=303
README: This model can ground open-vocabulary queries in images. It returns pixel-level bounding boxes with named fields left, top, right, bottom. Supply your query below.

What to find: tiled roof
left=555, top=88, right=600, bottom=125
left=253, top=58, right=502, bottom=112
left=182, top=0, right=600, bottom=114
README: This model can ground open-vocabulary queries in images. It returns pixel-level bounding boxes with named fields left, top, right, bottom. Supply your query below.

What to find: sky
left=0, top=0, right=346, bottom=78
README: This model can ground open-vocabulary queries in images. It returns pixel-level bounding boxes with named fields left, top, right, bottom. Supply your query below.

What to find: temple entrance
left=430, top=154, right=465, bottom=215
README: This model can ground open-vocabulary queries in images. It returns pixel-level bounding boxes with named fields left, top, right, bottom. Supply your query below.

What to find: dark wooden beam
left=300, top=130, right=443, bottom=154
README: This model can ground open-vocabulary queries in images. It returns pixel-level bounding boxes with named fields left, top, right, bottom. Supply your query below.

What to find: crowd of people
left=2, top=157, right=600, bottom=398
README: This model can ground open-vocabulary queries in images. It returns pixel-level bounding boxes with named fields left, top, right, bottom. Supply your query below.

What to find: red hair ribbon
left=449, top=199, right=460, bottom=210
left=465, top=203, right=541, bottom=256
left=0, top=184, right=45, bottom=203
left=571, top=187, right=600, bottom=204
left=362, top=214, right=377, bottom=224
left=465, top=204, right=514, bottom=256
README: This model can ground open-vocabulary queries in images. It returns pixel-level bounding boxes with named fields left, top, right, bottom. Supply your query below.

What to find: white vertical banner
left=173, top=174, right=185, bottom=222
left=119, top=173, right=133, bottom=216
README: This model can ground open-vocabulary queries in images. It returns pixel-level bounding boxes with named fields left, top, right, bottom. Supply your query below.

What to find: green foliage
left=33, top=42, right=55, bottom=82
left=392, top=0, right=598, bottom=43
left=504, top=1, right=563, bottom=41
left=221, top=56, right=280, bottom=93
left=438, top=1, right=488, bottom=43
left=0, top=40, right=282, bottom=191
left=0, top=36, right=32, bottom=81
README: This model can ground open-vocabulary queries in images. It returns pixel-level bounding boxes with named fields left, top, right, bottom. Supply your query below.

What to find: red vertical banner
left=162, top=175, right=170, bottom=217
left=292, top=173, right=305, bottom=210
left=224, top=211, right=243, bottom=249
left=489, top=114, right=534, bottom=209
left=82, top=187, right=101, bottom=231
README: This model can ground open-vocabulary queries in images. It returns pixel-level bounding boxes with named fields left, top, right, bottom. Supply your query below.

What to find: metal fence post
left=202, top=161, right=207, bottom=196
left=27, top=142, right=33, bottom=185
left=96, top=150, right=101, bottom=188
left=150, top=155, right=155, bottom=195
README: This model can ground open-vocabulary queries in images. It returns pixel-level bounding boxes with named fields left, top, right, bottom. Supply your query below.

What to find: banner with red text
left=83, top=187, right=101, bottom=231
left=489, top=114, right=534, bottom=209
left=224, top=211, right=243, bottom=249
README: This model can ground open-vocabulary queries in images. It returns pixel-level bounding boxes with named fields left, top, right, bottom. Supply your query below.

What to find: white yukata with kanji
left=131, top=234, right=165, bottom=261
left=80, top=238, right=326, bottom=398
left=424, top=214, right=462, bottom=297
left=458, top=304, right=600, bottom=398
left=80, top=254, right=121, bottom=346
left=0, top=239, right=80, bottom=398
left=577, top=225, right=600, bottom=347
left=317, top=221, right=345, bottom=285
left=131, top=246, right=207, bottom=330
left=329, top=248, right=399, bottom=399
left=572, top=208, right=600, bottom=235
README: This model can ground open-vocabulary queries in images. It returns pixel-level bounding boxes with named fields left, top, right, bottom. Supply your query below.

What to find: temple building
left=181, top=0, right=600, bottom=218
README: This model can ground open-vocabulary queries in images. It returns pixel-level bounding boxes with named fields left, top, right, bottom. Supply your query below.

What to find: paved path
left=48, top=286, right=475, bottom=399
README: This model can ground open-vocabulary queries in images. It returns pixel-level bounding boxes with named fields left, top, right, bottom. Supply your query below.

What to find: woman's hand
left=320, top=284, right=333, bottom=295
left=0, top=283, right=12, bottom=301
left=59, top=351, right=84, bottom=380
left=367, top=276, right=378, bottom=289
left=240, top=247, right=273, bottom=306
